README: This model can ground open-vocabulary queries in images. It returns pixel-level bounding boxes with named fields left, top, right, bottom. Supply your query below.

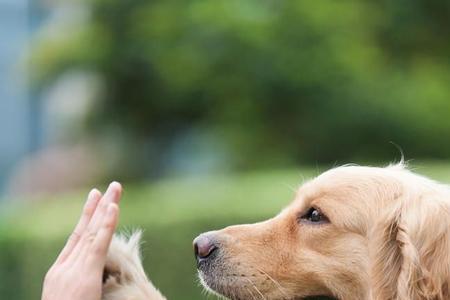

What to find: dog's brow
left=301, top=191, right=327, bottom=207
left=293, top=196, right=322, bottom=217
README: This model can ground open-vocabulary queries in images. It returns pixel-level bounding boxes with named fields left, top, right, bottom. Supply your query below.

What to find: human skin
left=41, top=182, right=122, bottom=300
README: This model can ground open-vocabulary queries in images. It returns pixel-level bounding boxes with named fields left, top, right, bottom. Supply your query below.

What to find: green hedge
left=2, top=163, right=450, bottom=299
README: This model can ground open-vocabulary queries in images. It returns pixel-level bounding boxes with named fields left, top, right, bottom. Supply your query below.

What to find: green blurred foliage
left=32, top=0, right=450, bottom=171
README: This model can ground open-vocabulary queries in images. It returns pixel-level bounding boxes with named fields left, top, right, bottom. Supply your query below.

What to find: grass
left=2, top=161, right=450, bottom=299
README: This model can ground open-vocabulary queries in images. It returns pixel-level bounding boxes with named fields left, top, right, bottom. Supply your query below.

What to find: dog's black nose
left=193, top=234, right=217, bottom=262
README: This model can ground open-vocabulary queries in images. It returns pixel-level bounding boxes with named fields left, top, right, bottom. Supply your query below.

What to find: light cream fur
left=102, top=232, right=165, bottom=300
left=103, top=164, right=450, bottom=300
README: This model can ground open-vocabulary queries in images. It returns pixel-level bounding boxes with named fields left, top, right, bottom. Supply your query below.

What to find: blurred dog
left=103, top=164, right=450, bottom=300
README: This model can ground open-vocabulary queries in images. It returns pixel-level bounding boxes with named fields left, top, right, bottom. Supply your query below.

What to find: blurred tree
left=31, top=0, right=450, bottom=175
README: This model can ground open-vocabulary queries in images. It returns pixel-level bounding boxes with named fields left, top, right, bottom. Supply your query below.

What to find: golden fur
left=103, top=164, right=450, bottom=299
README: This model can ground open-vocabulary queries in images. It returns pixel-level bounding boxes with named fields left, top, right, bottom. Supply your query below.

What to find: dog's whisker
left=282, top=182, right=298, bottom=194
left=244, top=278, right=267, bottom=300
left=255, top=267, right=289, bottom=299
left=245, top=286, right=258, bottom=300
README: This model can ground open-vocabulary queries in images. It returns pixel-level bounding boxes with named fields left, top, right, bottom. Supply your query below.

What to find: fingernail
left=86, top=189, right=98, bottom=206
left=84, top=189, right=99, bottom=210
left=110, top=181, right=119, bottom=186
left=107, top=181, right=122, bottom=198
left=90, top=188, right=101, bottom=197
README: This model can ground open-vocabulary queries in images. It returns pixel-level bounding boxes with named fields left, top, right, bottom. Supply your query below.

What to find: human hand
left=41, top=182, right=122, bottom=300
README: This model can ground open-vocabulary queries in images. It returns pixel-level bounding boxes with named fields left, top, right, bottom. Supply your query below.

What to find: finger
left=88, top=182, right=122, bottom=234
left=56, top=189, right=102, bottom=264
left=69, top=182, right=122, bottom=264
left=87, top=203, right=119, bottom=268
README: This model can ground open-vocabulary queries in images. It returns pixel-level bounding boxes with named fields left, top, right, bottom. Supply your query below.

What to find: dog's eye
left=300, top=207, right=328, bottom=224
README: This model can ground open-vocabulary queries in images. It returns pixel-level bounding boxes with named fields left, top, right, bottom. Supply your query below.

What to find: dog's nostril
left=193, top=235, right=217, bottom=260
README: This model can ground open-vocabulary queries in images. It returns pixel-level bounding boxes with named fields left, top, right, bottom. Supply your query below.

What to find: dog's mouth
left=198, top=265, right=338, bottom=300
left=196, top=248, right=338, bottom=300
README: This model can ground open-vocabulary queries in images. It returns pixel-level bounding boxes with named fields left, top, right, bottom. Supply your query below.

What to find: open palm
left=41, top=182, right=122, bottom=300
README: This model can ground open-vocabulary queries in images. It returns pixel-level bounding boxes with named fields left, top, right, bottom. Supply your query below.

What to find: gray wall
left=0, top=0, right=45, bottom=195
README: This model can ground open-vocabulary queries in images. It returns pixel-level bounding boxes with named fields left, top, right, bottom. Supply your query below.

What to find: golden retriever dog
left=102, top=164, right=450, bottom=300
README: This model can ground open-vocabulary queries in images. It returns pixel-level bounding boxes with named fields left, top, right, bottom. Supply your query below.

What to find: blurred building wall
left=0, top=0, right=45, bottom=196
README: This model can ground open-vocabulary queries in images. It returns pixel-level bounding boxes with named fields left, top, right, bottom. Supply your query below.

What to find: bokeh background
left=0, top=0, right=449, bottom=299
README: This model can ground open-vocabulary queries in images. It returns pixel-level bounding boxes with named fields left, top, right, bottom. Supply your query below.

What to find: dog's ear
left=370, top=196, right=449, bottom=300
left=370, top=201, right=403, bottom=299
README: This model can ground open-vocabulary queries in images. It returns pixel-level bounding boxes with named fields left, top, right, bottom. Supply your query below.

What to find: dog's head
left=194, top=165, right=450, bottom=300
